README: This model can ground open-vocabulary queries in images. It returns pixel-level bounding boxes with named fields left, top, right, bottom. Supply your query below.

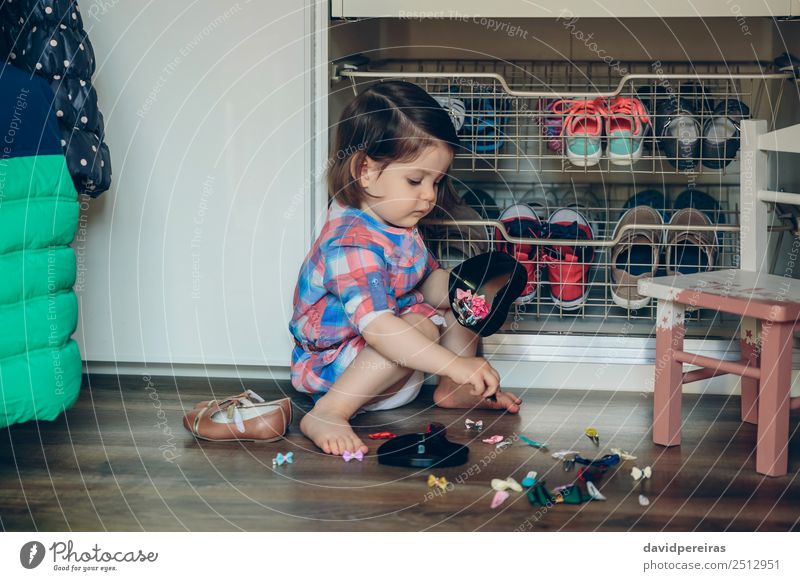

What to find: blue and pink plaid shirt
left=289, top=199, right=440, bottom=395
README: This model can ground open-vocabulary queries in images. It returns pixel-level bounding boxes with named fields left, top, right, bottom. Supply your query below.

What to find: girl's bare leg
left=300, top=312, right=440, bottom=455
left=432, top=308, right=522, bottom=413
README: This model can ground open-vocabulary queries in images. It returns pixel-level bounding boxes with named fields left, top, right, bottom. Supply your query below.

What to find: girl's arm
left=418, top=268, right=450, bottom=310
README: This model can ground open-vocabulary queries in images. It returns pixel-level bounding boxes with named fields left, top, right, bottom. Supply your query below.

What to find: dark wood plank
left=1, top=374, right=798, bottom=531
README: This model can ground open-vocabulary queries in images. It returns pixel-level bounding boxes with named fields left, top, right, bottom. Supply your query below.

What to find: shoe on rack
left=701, top=99, right=749, bottom=169
left=192, top=390, right=293, bottom=425
left=555, top=185, right=606, bottom=225
left=674, top=188, right=725, bottom=224
left=554, top=97, right=608, bottom=167
left=654, top=97, right=702, bottom=171
left=543, top=208, right=596, bottom=310
left=521, top=185, right=559, bottom=219
left=622, top=189, right=669, bottom=222
left=494, top=203, right=543, bottom=303
left=636, top=85, right=672, bottom=112
left=184, top=395, right=290, bottom=442
left=423, top=200, right=489, bottom=269
left=610, top=205, right=664, bottom=310
left=775, top=51, right=800, bottom=74
left=665, top=207, right=717, bottom=276
left=435, top=244, right=470, bottom=270
left=461, top=188, right=501, bottom=220
left=605, top=96, right=651, bottom=165
left=460, top=91, right=509, bottom=154
left=539, top=98, right=564, bottom=152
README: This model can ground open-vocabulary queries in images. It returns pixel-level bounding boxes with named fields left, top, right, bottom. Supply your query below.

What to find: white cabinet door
left=75, top=1, right=312, bottom=367
left=332, top=0, right=795, bottom=18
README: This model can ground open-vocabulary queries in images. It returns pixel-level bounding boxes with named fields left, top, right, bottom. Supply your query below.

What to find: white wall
left=74, top=1, right=313, bottom=371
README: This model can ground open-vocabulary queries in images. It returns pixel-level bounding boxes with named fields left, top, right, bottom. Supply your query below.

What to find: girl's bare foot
left=433, top=377, right=522, bottom=413
left=300, top=408, right=368, bottom=456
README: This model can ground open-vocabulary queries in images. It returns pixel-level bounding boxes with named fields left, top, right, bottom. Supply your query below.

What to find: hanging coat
left=1, top=0, right=112, bottom=197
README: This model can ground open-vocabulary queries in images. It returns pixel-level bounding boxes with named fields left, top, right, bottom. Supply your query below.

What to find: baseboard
left=83, top=359, right=800, bottom=398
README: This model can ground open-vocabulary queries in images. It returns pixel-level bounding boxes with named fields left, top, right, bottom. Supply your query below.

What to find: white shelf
left=332, top=1, right=798, bottom=19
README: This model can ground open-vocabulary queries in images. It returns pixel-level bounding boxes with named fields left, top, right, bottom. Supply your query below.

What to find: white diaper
left=360, top=370, right=425, bottom=412
left=356, top=312, right=444, bottom=413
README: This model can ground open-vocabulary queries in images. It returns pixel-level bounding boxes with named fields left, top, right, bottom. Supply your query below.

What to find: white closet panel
left=75, top=1, right=311, bottom=367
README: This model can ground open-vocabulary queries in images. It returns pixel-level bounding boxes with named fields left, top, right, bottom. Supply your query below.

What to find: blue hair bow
left=273, top=452, right=293, bottom=467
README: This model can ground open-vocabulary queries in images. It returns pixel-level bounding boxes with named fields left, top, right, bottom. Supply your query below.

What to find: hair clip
left=585, top=427, right=600, bottom=446
left=552, top=450, right=579, bottom=471
left=551, top=450, right=579, bottom=460
left=553, top=484, right=592, bottom=505
left=519, top=435, right=548, bottom=449
left=432, top=95, right=467, bottom=131
left=451, top=288, right=491, bottom=326
left=496, top=438, right=513, bottom=451
left=272, top=452, right=293, bottom=467
left=527, top=480, right=556, bottom=507
left=368, top=432, right=397, bottom=440
left=343, top=450, right=364, bottom=462
left=631, top=466, right=652, bottom=482
left=427, top=474, right=448, bottom=491
left=482, top=435, right=505, bottom=445
left=632, top=466, right=652, bottom=505
left=521, top=471, right=538, bottom=488
left=611, top=448, right=637, bottom=461
left=490, top=489, right=510, bottom=509
left=574, top=453, right=621, bottom=468
left=465, top=419, right=484, bottom=431
left=586, top=481, right=607, bottom=501
left=491, top=477, right=522, bottom=492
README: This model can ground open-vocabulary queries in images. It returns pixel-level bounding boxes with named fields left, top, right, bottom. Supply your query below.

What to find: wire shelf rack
left=332, top=58, right=795, bottom=336
left=419, top=181, right=789, bottom=334
left=337, top=58, right=792, bottom=176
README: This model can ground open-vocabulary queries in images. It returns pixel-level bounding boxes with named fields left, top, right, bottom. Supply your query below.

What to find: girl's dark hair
left=327, top=80, right=461, bottom=209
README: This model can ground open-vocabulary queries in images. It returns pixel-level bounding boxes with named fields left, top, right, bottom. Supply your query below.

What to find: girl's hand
left=445, top=356, right=501, bottom=399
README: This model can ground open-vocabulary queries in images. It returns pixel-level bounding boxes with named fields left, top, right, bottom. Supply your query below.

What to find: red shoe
left=543, top=208, right=595, bottom=310
left=494, top=204, right=542, bottom=303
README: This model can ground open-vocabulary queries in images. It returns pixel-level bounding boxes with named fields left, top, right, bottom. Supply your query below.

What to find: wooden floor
left=1, top=374, right=799, bottom=532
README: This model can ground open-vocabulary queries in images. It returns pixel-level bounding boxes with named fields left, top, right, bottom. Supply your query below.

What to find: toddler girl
left=289, top=80, right=522, bottom=456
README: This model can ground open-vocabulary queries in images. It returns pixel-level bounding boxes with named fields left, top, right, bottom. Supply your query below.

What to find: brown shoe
left=192, top=390, right=293, bottom=425
left=183, top=396, right=289, bottom=442
left=665, top=208, right=716, bottom=276
left=610, top=205, right=663, bottom=310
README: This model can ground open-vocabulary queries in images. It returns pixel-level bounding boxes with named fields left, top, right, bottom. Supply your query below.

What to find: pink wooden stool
left=639, top=269, right=800, bottom=476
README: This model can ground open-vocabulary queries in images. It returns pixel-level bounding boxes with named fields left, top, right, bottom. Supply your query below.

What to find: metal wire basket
left=336, top=58, right=791, bottom=176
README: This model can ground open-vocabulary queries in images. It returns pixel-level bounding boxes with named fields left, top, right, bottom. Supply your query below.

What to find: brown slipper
left=183, top=396, right=290, bottom=442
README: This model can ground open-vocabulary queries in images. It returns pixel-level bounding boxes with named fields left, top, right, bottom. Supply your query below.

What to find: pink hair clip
left=452, top=288, right=491, bottom=326
left=343, top=450, right=364, bottom=462
left=490, top=489, right=510, bottom=509
left=482, top=435, right=504, bottom=445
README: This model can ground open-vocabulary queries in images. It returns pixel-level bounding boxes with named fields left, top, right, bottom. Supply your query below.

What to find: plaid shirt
left=289, top=199, right=440, bottom=394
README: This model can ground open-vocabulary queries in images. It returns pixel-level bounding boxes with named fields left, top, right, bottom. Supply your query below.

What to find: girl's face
left=356, top=141, right=454, bottom=229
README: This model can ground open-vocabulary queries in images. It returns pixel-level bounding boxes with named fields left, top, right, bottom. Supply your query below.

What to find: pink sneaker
left=605, top=96, right=650, bottom=165
left=552, top=97, right=608, bottom=167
